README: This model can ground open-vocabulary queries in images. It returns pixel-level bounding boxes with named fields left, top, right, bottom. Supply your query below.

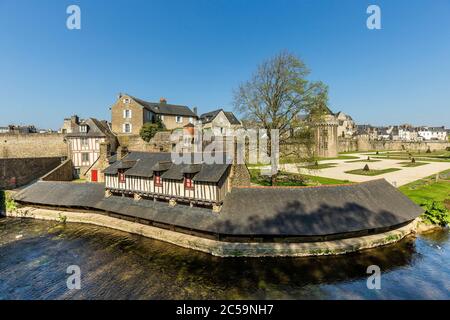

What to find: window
left=123, top=98, right=130, bottom=104
left=184, top=175, right=193, bottom=189
left=189, top=117, right=193, bottom=124
left=81, top=153, right=89, bottom=163
left=80, top=125, right=88, bottom=133
left=123, top=123, right=132, bottom=133
left=160, top=115, right=164, bottom=121
left=154, top=172, right=162, bottom=186
left=118, top=170, right=126, bottom=183
left=123, top=109, right=132, bottom=118
left=176, top=116, right=183, bottom=123
left=81, top=138, right=89, bottom=147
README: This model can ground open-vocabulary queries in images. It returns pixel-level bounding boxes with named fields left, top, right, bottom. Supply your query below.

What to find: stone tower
left=312, top=112, right=339, bottom=158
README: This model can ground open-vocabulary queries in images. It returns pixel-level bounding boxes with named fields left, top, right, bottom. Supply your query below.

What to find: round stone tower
left=312, top=112, right=339, bottom=158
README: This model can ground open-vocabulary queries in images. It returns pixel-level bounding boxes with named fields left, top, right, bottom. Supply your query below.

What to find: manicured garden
left=397, top=161, right=429, bottom=167
left=249, top=169, right=352, bottom=187
left=344, top=167, right=401, bottom=176
left=345, top=159, right=381, bottom=163
left=372, top=150, right=450, bottom=162
left=299, top=163, right=337, bottom=170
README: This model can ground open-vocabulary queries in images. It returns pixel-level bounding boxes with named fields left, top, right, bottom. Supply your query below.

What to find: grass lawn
left=315, top=155, right=360, bottom=161
left=399, top=169, right=450, bottom=206
left=397, top=161, right=429, bottom=167
left=249, top=169, right=352, bottom=186
left=345, top=159, right=381, bottom=163
left=299, top=163, right=337, bottom=170
left=372, top=155, right=450, bottom=163
left=72, top=178, right=87, bottom=183
left=373, top=150, right=450, bottom=162
left=345, top=168, right=401, bottom=176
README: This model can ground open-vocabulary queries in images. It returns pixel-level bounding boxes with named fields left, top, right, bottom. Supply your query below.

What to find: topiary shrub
left=420, top=201, right=450, bottom=226
left=426, top=147, right=431, bottom=154
left=363, top=164, right=370, bottom=171
left=412, top=157, right=416, bottom=163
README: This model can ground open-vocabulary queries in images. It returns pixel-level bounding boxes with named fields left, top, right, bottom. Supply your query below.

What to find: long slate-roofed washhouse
left=13, top=179, right=423, bottom=240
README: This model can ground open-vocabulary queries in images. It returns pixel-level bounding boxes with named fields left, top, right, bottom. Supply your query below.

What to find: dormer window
left=80, top=125, right=88, bottom=133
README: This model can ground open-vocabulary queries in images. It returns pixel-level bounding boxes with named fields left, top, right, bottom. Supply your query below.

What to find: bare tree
left=233, top=51, right=328, bottom=184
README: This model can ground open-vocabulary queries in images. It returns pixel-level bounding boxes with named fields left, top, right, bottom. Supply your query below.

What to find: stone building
left=111, top=93, right=198, bottom=135
left=199, top=109, right=242, bottom=135
left=335, top=111, right=355, bottom=138
left=59, top=115, right=80, bottom=134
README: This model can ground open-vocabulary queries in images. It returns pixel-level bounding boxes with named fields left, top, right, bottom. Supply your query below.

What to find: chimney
left=116, top=146, right=128, bottom=161
left=160, top=97, right=167, bottom=104
left=71, top=115, right=79, bottom=125
left=193, top=107, right=198, bottom=115
left=99, top=142, right=111, bottom=160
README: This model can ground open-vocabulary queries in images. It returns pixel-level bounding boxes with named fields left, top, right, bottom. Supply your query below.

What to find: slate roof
left=65, top=118, right=115, bottom=138
left=14, top=179, right=423, bottom=237
left=199, top=109, right=241, bottom=125
left=130, top=95, right=197, bottom=118
left=103, top=151, right=231, bottom=183
left=192, top=164, right=230, bottom=182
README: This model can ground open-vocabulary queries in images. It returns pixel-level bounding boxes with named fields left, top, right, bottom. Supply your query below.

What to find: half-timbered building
left=65, top=118, right=117, bottom=180
left=103, top=152, right=232, bottom=210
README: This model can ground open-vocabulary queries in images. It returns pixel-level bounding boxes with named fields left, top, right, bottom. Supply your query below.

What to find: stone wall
left=7, top=206, right=418, bottom=257
left=338, top=137, right=450, bottom=153
left=117, top=132, right=173, bottom=152
left=0, top=157, right=62, bottom=189
left=0, top=133, right=67, bottom=158
left=41, top=159, right=73, bottom=181
left=230, top=164, right=251, bottom=187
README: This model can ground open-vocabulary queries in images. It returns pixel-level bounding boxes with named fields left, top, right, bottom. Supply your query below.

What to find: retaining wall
left=0, top=157, right=62, bottom=189
left=5, top=206, right=418, bottom=257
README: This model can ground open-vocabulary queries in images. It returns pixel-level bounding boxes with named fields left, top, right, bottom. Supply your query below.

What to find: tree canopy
left=233, top=51, right=328, bottom=137
left=140, top=119, right=165, bottom=142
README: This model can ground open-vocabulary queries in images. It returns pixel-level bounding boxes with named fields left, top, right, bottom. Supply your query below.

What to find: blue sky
left=0, top=0, right=449, bottom=129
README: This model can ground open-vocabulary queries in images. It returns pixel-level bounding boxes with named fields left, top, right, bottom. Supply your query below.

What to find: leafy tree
left=140, top=119, right=165, bottom=142
left=233, top=51, right=328, bottom=184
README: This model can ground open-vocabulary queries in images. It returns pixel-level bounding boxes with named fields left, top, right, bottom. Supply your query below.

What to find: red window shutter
left=119, top=171, right=125, bottom=183
left=184, top=175, right=193, bottom=189
left=154, top=172, right=162, bottom=186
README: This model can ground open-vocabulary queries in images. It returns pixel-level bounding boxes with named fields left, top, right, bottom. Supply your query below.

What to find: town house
left=111, top=94, right=198, bottom=135
left=65, top=117, right=117, bottom=180
left=199, top=109, right=242, bottom=135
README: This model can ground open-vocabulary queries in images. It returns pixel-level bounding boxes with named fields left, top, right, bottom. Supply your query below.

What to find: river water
left=0, top=217, right=449, bottom=299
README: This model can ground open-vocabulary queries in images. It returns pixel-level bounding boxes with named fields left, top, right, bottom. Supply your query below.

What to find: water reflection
left=0, top=218, right=448, bottom=299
